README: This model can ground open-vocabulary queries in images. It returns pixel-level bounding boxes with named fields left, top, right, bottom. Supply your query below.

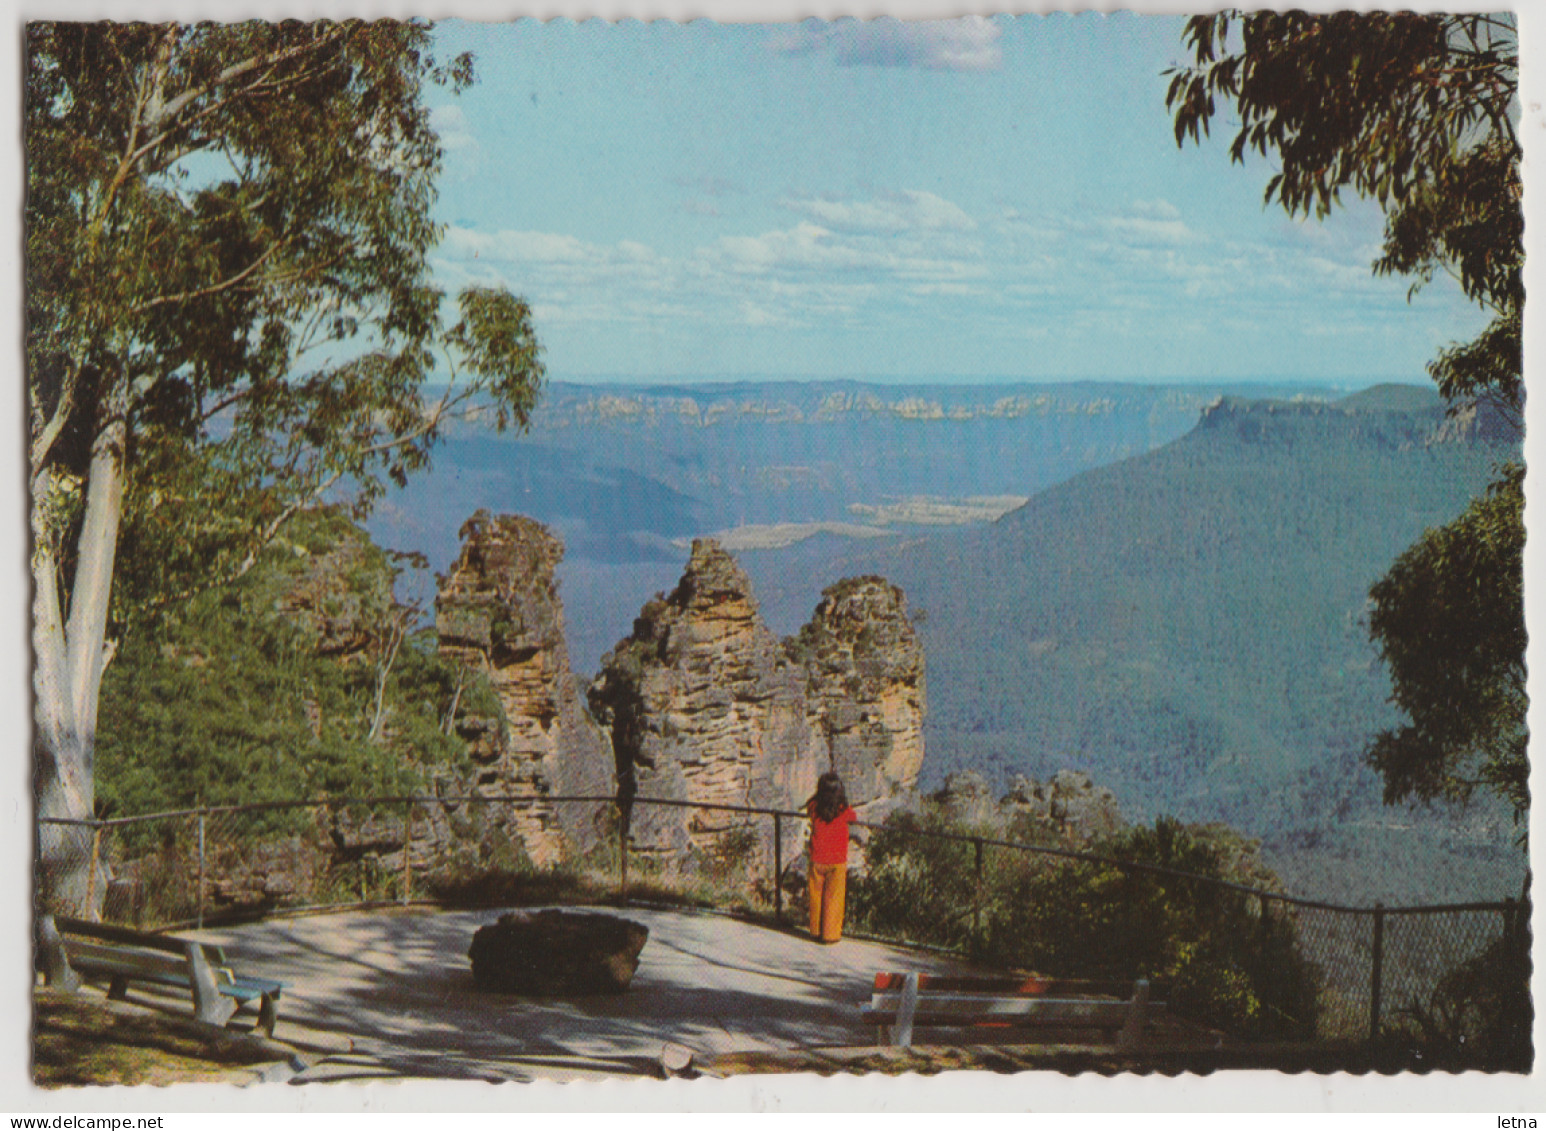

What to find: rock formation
left=588, top=539, right=925, bottom=869
left=586, top=540, right=819, bottom=865
left=931, top=769, right=1125, bottom=845
left=469, top=910, right=649, bottom=995
left=270, top=510, right=395, bottom=659
left=435, top=511, right=614, bottom=865
left=796, top=576, right=926, bottom=819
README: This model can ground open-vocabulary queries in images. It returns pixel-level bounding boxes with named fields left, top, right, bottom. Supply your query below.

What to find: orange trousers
left=808, top=862, right=848, bottom=943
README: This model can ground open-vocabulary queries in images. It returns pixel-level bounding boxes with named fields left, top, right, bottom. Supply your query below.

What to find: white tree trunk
left=34, top=382, right=127, bottom=917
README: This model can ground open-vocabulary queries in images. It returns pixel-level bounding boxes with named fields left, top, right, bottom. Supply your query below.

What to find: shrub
left=849, top=808, right=1322, bottom=1039
left=1381, top=918, right=1533, bottom=1070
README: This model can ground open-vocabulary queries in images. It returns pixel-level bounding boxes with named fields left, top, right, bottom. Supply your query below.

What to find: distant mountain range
left=370, top=378, right=1350, bottom=668
left=364, top=378, right=1525, bottom=904
left=735, top=385, right=1523, bottom=902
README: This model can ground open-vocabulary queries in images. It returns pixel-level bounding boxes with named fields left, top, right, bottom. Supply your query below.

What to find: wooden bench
left=37, top=914, right=282, bottom=1037
left=862, top=972, right=1162, bottom=1051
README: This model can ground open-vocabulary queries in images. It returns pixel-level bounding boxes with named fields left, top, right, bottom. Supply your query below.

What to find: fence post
left=773, top=812, right=784, bottom=924
left=618, top=800, right=630, bottom=898
left=86, top=824, right=102, bottom=921
left=401, top=801, right=413, bottom=905
left=197, top=810, right=207, bottom=930
left=1368, top=901, right=1386, bottom=1043
left=971, top=837, right=985, bottom=948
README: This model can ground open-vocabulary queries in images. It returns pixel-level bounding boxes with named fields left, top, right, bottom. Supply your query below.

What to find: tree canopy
left=1366, top=466, right=1527, bottom=817
left=1166, top=11, right=1525, bottom=821
left=1168, top=12, right=1520, bottom=415
left=27, top=20, right=545, bottom=911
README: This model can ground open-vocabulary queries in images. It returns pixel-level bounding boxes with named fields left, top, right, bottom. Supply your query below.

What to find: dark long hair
left=812, top=771, right=848, bottom=823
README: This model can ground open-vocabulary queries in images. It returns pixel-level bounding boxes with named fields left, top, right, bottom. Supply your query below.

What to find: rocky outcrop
left=587, top=540, right=820, bottom=865
left=932, top=769, right=1125, bottom=845
left=1428, top=396, right=1521, bottom=446
left=435, top=511, right=614, bottom=865
left=1001, top=770, right=1125, bottom=841
left=796, top=576, right=926, bottom=820
left=271, top=511, right=395, bottom=659
left=588, top=539, right=925, bottom=867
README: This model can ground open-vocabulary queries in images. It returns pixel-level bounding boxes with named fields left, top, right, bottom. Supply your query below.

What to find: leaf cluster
left=96, top=509, right=475, bottom=821
left=26, top=20, right=544, bottom=630
left=1366, top=465, right=1527, bottom=821
left=1166, top=11, right=1520, bottom=413
left=849, top=807, right=1320, bottom=1039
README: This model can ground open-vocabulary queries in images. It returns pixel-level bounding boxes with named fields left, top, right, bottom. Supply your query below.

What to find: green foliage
left=1381, top=919, right=1532, bottom=1071
left=1367, top=466, right=1527, bottom=821
left=850, top=810, right=1320, bottom=1039
left=26, top=21, right=546, bottom=753
left=981, top=820, right=1320, bottom=1040
left=96, top=510, right=471, bottom=820
left=848, top=809, right=988, bottom=953
left=1166, top=11, right=1525, bottom=823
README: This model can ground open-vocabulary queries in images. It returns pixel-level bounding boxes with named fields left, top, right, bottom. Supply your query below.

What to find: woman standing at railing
left=806, top=772, right=857, bottom=944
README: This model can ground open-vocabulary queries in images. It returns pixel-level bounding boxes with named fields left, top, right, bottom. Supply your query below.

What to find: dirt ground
left=32, top=988, right=307, bottom=1088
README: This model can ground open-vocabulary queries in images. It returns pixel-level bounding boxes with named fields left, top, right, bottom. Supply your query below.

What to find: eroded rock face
left=436, top=512, right=614, bottom=865
left=933, top=769, right=1126, bottom=844
left=272, top=517, right=395, bottom=659
left=589, top=539, right=925, bottom=866
left=588, top=540, right=820, bottom=864
left=797, top=576, right=926, bottom=820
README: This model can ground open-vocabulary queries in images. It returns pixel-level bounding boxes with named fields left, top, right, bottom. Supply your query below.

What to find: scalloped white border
left=2, top=0, right=1540, bottom=1117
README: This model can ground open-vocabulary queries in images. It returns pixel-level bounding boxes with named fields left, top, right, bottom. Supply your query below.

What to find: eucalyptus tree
left=1166, top=12, right=1525, bottom=824
left=27, top=21, right=545, bottom=911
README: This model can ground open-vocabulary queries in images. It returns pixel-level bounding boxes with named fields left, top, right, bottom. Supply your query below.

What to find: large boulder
left=468, top=910, right=649, bottom=995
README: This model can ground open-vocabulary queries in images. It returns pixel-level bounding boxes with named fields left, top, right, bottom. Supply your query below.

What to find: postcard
left=16, top=3, right=1538, bottom=1114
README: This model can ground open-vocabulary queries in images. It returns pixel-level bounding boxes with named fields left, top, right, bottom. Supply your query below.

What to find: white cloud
left=1100, top=215, right=1195, bottom=246
left=428, top=104, right=477, bottom=153
left=429, top=187, right=1437, bottom=363
left=787, top=190, right=977, bottom=234
left=769, top=17, right=1002, bottom=73
left=1130, top=199, right=1181, bottom=220
left=707, top=220, right=983, bottom=282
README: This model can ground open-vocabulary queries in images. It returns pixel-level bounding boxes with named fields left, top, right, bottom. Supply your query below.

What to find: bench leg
left=185, top=942, right=238, bottom=1028
left=1116, top=979, right=1150, bottom=1053
left=108, top=975, right=130, bottom=1002
left=892, top=972, right=920, bottom=1049
left=36, top=915, right=81, bottom=992
left=257, top=993, right=277, bottom=1039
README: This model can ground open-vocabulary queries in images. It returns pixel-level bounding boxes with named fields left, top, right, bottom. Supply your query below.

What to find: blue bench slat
left=43, top=915, right=283, bottom=1034
left=225, top=978, right=282, bottom=1001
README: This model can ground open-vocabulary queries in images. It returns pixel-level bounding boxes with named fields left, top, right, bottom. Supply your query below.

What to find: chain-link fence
left=37, top=794, right=1528, bottom=1054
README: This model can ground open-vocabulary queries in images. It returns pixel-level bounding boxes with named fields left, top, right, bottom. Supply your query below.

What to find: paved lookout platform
left=193, top=905, right=973, bottom=1082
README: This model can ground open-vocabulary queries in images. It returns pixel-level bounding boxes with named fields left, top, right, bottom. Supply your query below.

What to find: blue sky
left=424, top=15, right=1484, bottom=384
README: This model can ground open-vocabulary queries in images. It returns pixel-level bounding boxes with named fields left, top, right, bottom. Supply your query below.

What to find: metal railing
left=37, top=792, right=1528, bottom=1051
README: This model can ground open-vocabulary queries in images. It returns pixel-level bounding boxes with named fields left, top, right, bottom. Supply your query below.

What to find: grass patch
left=33, top=988, right=293, bottom=1088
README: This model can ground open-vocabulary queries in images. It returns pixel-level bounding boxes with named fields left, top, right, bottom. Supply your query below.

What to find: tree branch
left=150, top=25, right=352, bottom=135
left=130, top=50, right=346, bottom=172
left=30, top=361, right=84, bottom=481
left=357, top=382, right=466, bottom=459
left=128, top=243, right=283, bottom=314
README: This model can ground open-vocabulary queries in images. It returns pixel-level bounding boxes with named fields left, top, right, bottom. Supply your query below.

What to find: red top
left=809, top=803, right=858, bottom=865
